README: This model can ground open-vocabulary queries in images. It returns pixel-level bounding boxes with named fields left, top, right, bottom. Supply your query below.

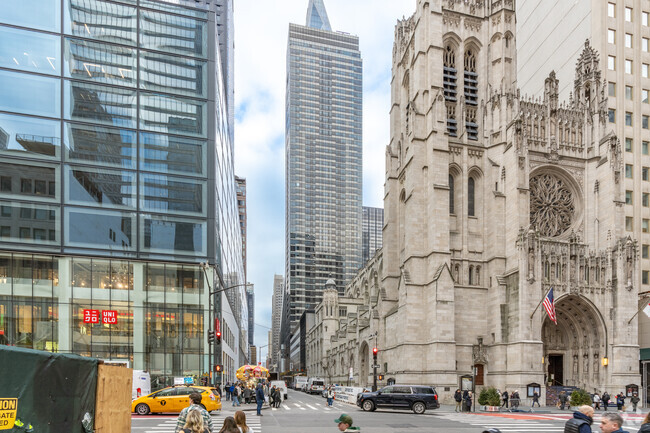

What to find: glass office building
left=284, top=0, right=362, bottom=341
left=362, top=206, right=383, bottom=265
left=0, top=0, right=246, bottom=387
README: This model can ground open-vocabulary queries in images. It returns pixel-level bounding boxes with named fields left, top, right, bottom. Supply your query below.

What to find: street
left=130, top=389, right=649, bottom=432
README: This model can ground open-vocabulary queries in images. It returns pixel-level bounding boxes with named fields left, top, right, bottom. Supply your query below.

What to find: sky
left=233, top=0, right=417, bottom=362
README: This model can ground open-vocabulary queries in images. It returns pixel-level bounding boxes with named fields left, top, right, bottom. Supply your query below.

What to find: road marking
left=306, top=404, right=318, bottom=410
left=283, top=405, right=290, bottom=410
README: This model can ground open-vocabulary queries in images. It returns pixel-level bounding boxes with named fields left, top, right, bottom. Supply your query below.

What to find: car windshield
left=313, top=381, right=324, bottom=386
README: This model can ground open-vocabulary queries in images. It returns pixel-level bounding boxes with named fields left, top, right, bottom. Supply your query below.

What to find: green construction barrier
left=0, top=346, right=98, bottom=433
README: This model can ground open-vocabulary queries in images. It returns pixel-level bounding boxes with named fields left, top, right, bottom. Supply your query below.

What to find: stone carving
left=530, top=174, right=575, bottom=237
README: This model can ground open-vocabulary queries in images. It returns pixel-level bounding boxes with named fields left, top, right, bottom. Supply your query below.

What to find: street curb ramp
left=0, top=346, right=131, bottom=433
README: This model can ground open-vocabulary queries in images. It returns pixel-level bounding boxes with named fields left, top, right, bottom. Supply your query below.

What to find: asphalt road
left=131, top=389, right=648, bottom=433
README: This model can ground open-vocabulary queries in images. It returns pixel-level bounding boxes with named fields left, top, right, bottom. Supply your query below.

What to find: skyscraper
left=0, top=0, right=247, bottom=385
left=362, top=206, right=383, bottom=265
left=270, top=274, right=284, bottom=370
left=283, top=0, right=363, bottom=362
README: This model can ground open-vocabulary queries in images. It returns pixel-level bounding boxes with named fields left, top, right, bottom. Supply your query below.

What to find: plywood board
left=95, top=364, right=132, bottom=433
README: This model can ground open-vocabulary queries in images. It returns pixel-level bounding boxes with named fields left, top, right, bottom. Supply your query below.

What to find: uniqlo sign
left=83, top=309, right=100, bottom=324
left=102, top=310, right=118, bottom=324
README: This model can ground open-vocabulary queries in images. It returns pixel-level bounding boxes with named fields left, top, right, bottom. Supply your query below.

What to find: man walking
left=454, top=389, right=463, bottom=412
left=255, top=383, right=265, bottom=416
left=532, top=391, right=540, bottom=408
left=174, top=392, right=214, bottom=433
left=327, top=386, right=335, bottom=407
left=563, top=405, right=594, bottom=433
left=599, top=412, right=629, bottom=433
left=225, top=382, right=231, bottom=401
left=560, top=391, right=569, bottom=410
left=616, top=393, right=625, bottom=411
left=232, top=384, right=241, bottom=407
left=631, top=393, right=640, bottom=412
left=501, top=390, right=509, bottom=408
left=602, top=392, right=610, bottom=410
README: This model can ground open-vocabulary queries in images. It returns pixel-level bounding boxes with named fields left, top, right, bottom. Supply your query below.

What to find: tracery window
left=468, top=177, right=475, bottom=216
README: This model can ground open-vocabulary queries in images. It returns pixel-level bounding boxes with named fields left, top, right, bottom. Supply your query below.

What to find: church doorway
left=541, top=294, right=606, bottom=391
left=548, top=355, right=563, bottom=386
left=359, top=342, right=369, bottom=387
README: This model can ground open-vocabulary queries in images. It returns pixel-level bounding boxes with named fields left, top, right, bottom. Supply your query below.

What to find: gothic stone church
left=306, top=0, right=641, bottom=404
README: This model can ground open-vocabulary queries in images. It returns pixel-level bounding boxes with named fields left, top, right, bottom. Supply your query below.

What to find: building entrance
left=548, top=355, right=563, bottom=386
left=541, top=294, right=605, bottom=391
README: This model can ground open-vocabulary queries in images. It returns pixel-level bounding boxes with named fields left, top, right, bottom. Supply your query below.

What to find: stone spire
left=306, top=0, right=332, bottom=31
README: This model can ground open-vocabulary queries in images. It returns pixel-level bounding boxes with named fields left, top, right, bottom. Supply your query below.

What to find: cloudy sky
left=233, top=0, right=416, bottom=361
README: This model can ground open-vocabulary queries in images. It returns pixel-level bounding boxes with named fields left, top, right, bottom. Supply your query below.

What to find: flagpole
left=530, top=287, right=552, bottom=320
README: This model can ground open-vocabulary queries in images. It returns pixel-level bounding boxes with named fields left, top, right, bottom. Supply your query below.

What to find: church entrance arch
left=541, top=294, right=606, bottom=391
left=359, top=341, right=370, bottom=387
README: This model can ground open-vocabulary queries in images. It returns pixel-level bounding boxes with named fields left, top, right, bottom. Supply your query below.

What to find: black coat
left=639, top=423, right=650, bottom=433
left=454, top=391, right=462, bottom=402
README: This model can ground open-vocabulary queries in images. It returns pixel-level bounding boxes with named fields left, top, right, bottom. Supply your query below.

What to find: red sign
left=83, top=309, right=100, bottom=324
left=102, top=310, right=118, bottom=324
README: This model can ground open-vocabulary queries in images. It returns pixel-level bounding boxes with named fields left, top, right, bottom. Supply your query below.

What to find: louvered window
left=444, top=45, right=457, bottom=136
left=466, top=107, right=478, bottom=141
left=464, top=49, right=478, bottom=106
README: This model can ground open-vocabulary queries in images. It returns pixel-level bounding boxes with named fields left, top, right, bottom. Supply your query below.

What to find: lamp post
left=200, top=262, right=253, bottom=386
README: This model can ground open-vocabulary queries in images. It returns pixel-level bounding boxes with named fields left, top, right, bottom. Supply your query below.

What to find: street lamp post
left=200, top=262, right=252, bottom=386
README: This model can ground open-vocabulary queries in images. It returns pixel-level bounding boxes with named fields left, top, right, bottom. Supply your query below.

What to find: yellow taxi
left=132, top=385, right=221, bottom=415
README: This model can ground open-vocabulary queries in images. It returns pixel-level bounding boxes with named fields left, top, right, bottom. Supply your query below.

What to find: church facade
left=305, top=0, right=641, bottom=403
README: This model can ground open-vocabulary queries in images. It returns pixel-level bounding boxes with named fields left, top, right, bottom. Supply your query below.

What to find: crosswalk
left=270, top=400, right=350, bottom=412
left=136, top=414, right=262, bottom=433
left=441, top=412, right=645, bottom=433
left=441, top=413, right=565, bottom=432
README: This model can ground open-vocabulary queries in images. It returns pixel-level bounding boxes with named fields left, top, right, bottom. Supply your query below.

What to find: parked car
left=306, top=377, right=325, bottom=394
left=132, top=385, right=221, bottom=415
left=356, top=385, right=439, bottom=414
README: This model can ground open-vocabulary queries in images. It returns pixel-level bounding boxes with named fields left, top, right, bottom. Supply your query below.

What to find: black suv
left=356, top=385, right=439, bottom=414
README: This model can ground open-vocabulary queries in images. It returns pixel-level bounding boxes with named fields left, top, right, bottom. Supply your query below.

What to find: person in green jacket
left=334, top=414, right=360, bottom=432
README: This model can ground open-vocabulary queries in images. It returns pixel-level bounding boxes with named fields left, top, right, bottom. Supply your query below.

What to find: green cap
left=335, top=414, right=353, bottom=426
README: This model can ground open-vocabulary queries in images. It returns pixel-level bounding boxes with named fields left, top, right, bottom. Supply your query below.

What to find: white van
left=294, top=376, right=308, bottom=391
left=132, top=370, right=151, bottom=400
left=306, top=377, right=325, bottom=394
left=270, top=380, right=288, bottom=400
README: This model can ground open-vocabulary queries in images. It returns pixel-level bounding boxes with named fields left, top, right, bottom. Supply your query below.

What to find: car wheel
left=412, top=402, right=426, bottom=414
left=362, top=400, right=375, bottom=412
left=135, top=404, right=150, bottom=415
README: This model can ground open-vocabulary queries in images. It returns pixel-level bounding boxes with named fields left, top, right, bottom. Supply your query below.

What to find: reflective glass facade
left=0, top=0, right=246, bottom=385
left=285, top=19, right=363, bottom=332
left=362, top=206, right=383, bottom=265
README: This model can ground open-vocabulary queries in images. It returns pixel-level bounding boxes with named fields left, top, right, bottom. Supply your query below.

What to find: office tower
left=0, top=0, right=247, bottom=386
left=284, top=0, right=363, bottom=352
left=246, top=283, right=254, bottom=348
left=270, top=274, right=284, bottom=370
left=235, top=176, right=247, bottom=279
left=362, top=206, right=383, bottom=265
left=517, top=0, right=650, bottom=403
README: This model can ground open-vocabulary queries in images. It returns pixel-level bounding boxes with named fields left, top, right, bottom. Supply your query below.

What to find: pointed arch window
left=464, top=48, right=478, bottom=140
left=468, top=177, right=475, bottom=216
left=449, top=174, right=455, bottom=214
left=444, top=44, right=458, bottom=136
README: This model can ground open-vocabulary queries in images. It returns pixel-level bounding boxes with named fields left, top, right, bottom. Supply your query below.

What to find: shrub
left=570, top=389, right=593, bottom=407
left=478, top=387, right=502, bottom=406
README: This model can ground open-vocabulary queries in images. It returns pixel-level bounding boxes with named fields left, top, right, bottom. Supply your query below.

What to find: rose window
left=529, top=173, right=575, bottom=237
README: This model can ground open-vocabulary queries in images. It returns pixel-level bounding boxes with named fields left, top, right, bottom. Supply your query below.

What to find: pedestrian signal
left=214, top=364, right=223, bottom=372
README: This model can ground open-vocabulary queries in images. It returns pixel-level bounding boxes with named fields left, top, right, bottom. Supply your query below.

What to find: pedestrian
left=639, top=411, right=650, bottom=433
left=243, top=386, right=252, bottom=404
left=560, top=391, right=569, bottom=410
left=327, top=385, right=335, bottom=407
left=232, top=384, right=241, bottom=407
left=180, top=410, right=210, bottom=433
left=334, top=414, right=360, bottom=432
left=175, top=392, right=214, bottom=433
left=273, top=386, right=281, bottom=408
left=215, top=384, right=222, bottom=399
left=255, top=383, right=265, bottom=416
left=464, top=391, right=473, bottom=413
left=532, top=391, right=540, bottom=408
left=564, top=404, right=594, bottom=433
left=235, top=410, right=254, bottom=433
left=226, top=382, right=231, bottom=401
left=593, top=393, right=601, bottom=411
left=599, top=412, right=629, bottom=433
left=616, top=393, right=625, bottom=411
left=218, top=417, right=240, bottom=433
left=512, top=390, right=520, bottom=409
left=631, top=393, right=640, bottom=412
left=454, top=388, right=463, bottom=412
left=269, top=385, right=276, bottom=407
left=501, top=389, right=509, bottom=408
left=603, top=392, right=610, bottom=409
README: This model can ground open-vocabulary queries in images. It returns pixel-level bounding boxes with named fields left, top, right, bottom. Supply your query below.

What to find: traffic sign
left=372, top=364, right=381, bottom=369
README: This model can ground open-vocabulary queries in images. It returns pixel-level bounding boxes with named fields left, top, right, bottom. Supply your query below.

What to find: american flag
left=543, top=288, right=557, bottom=325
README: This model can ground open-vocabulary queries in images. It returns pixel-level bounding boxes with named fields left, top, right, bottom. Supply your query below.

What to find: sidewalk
left=436, top=403, right=649, bottom=415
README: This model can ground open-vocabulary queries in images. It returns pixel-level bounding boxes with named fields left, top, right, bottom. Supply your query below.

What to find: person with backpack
left=454, top=389, right=463, bottom=412
left=501, top=390, right=509, bottom=408
left=232, top=384, right=241, bottom=407
left=602, top=392, right=610, bottom=409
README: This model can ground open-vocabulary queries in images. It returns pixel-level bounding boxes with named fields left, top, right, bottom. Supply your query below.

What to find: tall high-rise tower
left=283, top=0, right=363, bottom=354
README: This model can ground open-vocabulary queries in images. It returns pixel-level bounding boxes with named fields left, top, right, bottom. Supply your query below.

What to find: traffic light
left=215, top=318, right=221, bottom=344
left=378, top=374, right=384, bottom=381
left=373, top=347, right=378, bottom=361
left=208, top=330, right=215, bottom=344
left=214, top=364, right=223, bottom=373
left=216, top=330, right=221, bottom=343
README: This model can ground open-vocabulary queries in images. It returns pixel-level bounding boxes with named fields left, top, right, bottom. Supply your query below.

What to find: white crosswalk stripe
left=137, top=414, right=262, bottom=433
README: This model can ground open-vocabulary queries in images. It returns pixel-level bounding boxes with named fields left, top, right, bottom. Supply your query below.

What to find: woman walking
left=181, top=410, right=209, bottom=433
left=235, top=410, right=254, bottom=433
left=218, top=417, right=240, bottom=433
